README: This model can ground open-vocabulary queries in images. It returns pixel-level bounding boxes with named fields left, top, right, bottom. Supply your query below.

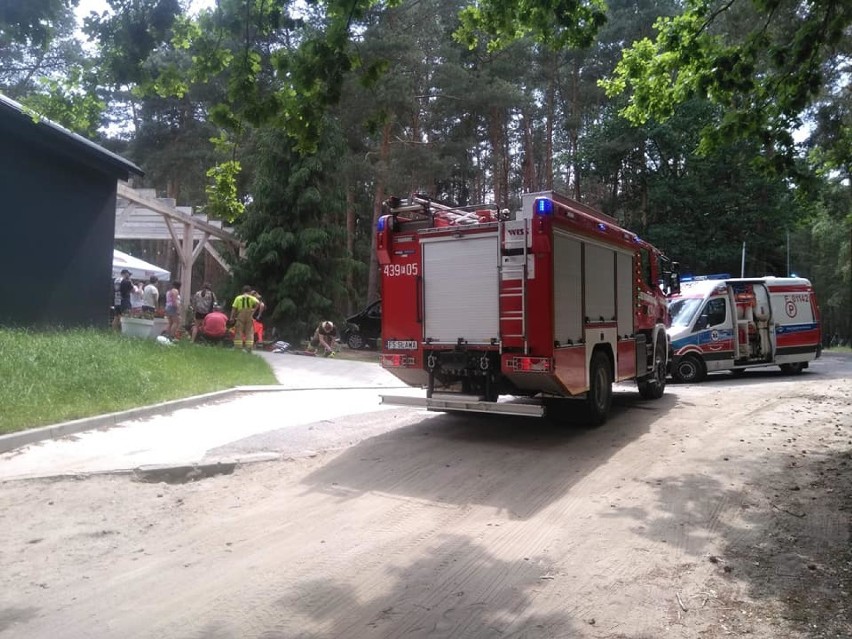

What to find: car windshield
left=669, top=297, right=703, bottom=328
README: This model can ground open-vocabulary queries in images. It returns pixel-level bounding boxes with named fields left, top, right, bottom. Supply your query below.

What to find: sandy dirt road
left=1, top=355, right=850, bottom=639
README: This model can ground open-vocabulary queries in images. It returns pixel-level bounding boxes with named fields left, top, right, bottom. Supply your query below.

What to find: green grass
left=826, top=345, right=852, bottom=354
left=0, top=328, right=277, bottom=434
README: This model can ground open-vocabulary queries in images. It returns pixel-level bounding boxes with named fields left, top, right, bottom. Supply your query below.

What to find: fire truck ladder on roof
left=410, top=195, right=495, bottom=226
left=498, top=219, right=529, bottom=354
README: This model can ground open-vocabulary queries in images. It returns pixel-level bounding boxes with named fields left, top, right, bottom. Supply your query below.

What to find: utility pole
left=786, top=230, right=791, bottom=276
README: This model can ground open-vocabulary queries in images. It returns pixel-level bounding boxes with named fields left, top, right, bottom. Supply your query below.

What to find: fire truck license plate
left=386, top=340, right=418, bottom=350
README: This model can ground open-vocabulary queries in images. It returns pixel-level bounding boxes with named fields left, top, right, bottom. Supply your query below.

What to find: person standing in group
left=190, top=282, right=217, bottom=342
left=250, top=289, right=266, bottom=344
left=142, top=276, right=159, bottom=315
left=130, top=280, right=144, bottom=317
left=230, top=286, right=260, bottom=352
left=165, top=281, right=182, bottom=338
left=112, top=269, right=133, bottom=331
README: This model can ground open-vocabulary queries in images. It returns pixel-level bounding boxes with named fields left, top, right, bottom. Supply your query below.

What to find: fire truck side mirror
left=665, top=261, right=680, bottom=295
left=670, top=272, right=680, bottom=295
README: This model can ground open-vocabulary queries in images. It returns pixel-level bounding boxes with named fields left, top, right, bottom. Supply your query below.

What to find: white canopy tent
left=113, top=249, right=171, bottom=281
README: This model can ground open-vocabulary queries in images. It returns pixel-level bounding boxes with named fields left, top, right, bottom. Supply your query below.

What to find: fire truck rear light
left=377, top=216, right=388, bottom=231
left=512, top=357, right=552, bottom=372
left=535, top=198, right=553, bottom=215
left=382, top=354, right=414, bottom=368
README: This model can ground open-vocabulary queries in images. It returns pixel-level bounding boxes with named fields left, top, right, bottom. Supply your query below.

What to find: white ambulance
left=668, top=276, right=821, bottom=382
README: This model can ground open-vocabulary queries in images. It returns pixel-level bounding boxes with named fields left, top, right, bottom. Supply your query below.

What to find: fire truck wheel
left=779, top=362, right=805, bottom=375
left=638, top=341, right=667, bottom=400
left=585, top=350, right=613, bottom=426
left=672, top=354, right=706, bottom=384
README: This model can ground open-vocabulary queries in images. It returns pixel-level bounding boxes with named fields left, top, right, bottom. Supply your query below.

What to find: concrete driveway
left=0, top=351, right=415, bottom=481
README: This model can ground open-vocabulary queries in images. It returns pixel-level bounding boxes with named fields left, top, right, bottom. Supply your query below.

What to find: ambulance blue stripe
left=775, top=323, right=818, bottom=334
left=671, top=329, right=734, bottom=349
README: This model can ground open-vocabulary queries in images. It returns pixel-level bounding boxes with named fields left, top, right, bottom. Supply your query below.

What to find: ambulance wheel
left=672, top=355, right=706, bottom=384
left=585, top=351, right=613, bottom=426
left=638, top=341, right=667, bottom=400
left=779, top=362, right=805, bottom=375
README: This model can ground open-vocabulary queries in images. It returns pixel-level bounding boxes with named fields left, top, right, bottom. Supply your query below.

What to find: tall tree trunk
left=166, top=177, right=180, bottom=202
left=521, top=109, right=536, bottom=192
left=545, top=61, right=555, bottom=191
left=488, top=107, right=503, bottom=206
left=488, top=107, right=509, bottom=208
left=570, top=58, right=582, bottom=201
left=367, top=121, right=393, bottom=303
left=346, top=186, right=356, bottom=314
left=410, top=106, right=421, bottom=196
left=610, top=169, right=619, bottom=211
left=474, top=140, right=485, bottom=204
left=639, top=139, right=648, bottom=232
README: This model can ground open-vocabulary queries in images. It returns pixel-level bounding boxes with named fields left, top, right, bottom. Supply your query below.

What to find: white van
left=668, top=276, right=822, bottom=382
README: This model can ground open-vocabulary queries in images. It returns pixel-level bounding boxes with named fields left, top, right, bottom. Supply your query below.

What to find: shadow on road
left=0, top=607, right=39, bottom=634
left=258, top=534, right=580, bottom=638
left=302, top=391, right=677, bottom=520
left=603, top=385, right=852, bottom=637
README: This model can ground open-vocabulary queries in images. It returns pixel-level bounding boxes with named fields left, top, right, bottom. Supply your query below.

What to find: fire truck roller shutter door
left=584, top=242, right=616, bottom=323
left=616, top=251, right=634, bottom=338
left=553, top=233, right=583, bottom=345
left=422, top=234, right=500, bottom=344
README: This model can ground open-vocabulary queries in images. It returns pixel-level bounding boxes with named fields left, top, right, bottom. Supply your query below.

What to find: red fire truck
left=376, top=191, right=679, bottom=424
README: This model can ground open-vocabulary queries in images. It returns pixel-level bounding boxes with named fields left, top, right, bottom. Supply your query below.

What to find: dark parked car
left=341, top=300, right=381, bottom=349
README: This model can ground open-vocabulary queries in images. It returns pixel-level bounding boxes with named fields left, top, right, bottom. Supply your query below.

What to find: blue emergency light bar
left=376, top=215, right=388, bottom=231
left=680, top=273, right=731, bottom=282
left=535, top=198, right=553, bottom=215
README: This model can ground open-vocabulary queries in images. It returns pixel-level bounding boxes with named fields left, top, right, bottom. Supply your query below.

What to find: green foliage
left=602, top=0, right=852, bottom=172
left=789, top=180, right=852, bottom=342
left=0, top=0, right=98, bottom=130
left=83, top=0, right=183, bottom=88
left=0, top=328, right=276, bottom=433
left=205, top=160, right=246, bottom=222
left=806, top=97, right=852, bottom=182
left=582, top=97, right=808, bottom=276
left=0, top=0, right=73, bottom=51
left=456, top=0, right=608, bottom=51
left=232, top=125, right=350, bottom=342
left=20, top=65, right=105, bottom=136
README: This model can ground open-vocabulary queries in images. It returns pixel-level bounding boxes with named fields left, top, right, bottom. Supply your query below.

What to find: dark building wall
left=0, top=122, right=119, bottom=328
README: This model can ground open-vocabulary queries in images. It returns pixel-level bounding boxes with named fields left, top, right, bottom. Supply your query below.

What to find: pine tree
left=232, top=123, right=352, bottom=342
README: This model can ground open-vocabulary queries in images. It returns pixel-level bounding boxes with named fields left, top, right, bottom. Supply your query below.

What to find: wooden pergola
left=115, top=183, right=243, bottom=311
